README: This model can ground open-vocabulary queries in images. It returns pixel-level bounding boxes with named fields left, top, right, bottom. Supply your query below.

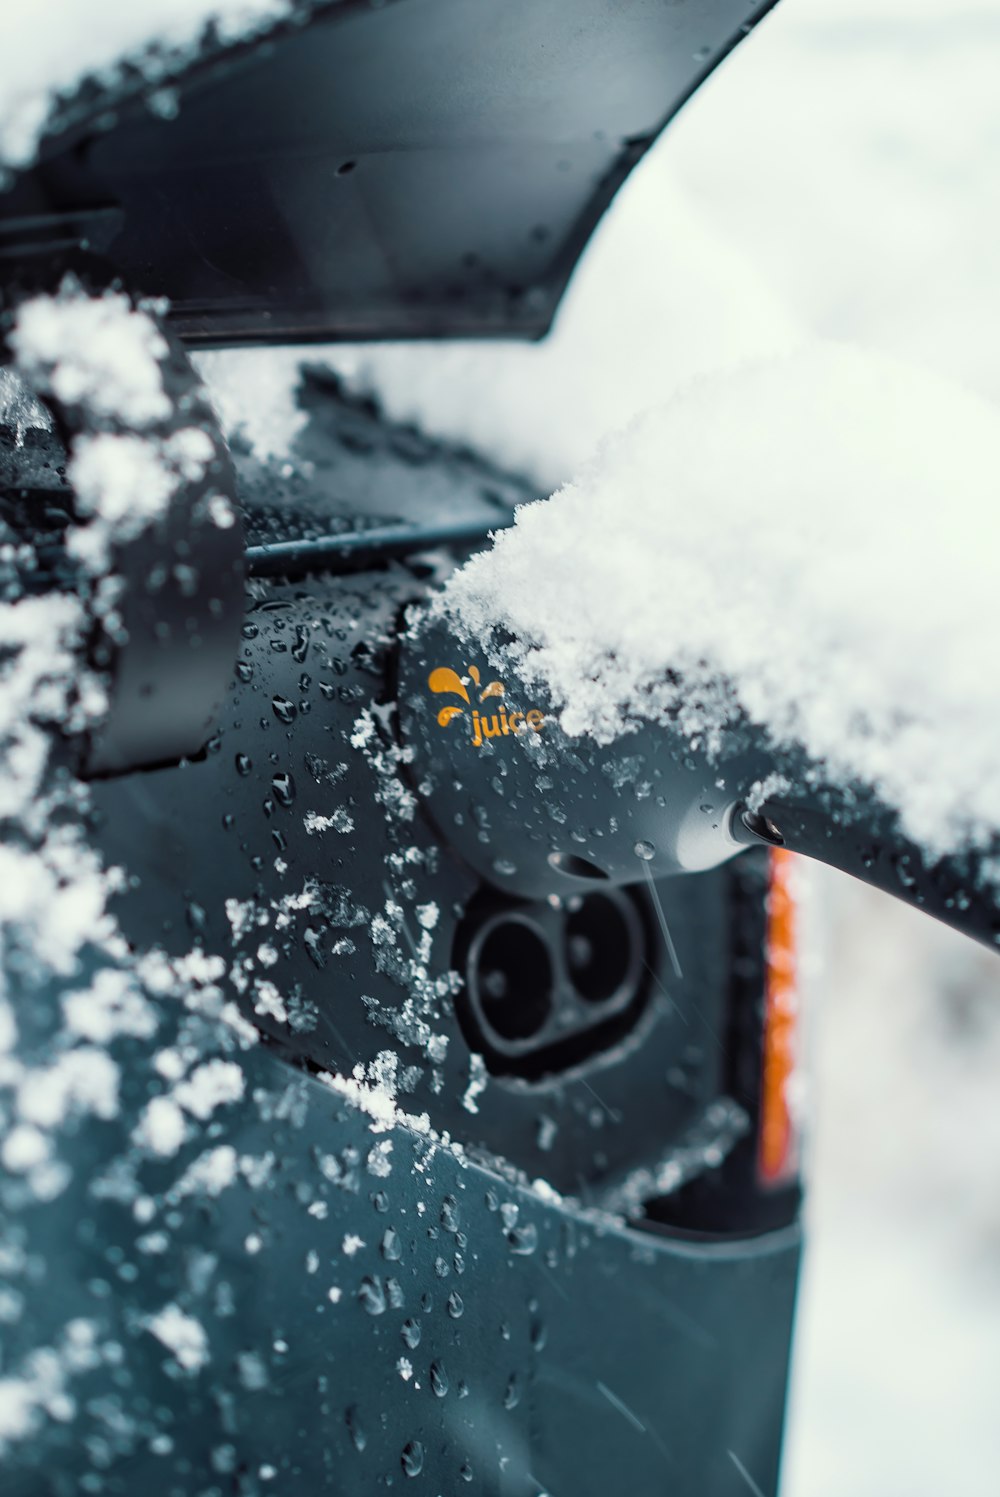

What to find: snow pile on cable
left=439, top=343, right=1000, bottom=860
left=0, top=0, right=291, bottom=171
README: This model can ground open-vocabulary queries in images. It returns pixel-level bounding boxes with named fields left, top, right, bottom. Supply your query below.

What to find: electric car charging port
left=454, top=887, right=650, bottom=1080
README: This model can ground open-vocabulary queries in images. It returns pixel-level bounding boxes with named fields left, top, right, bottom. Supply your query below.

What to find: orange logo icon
left=428, top=665, right=545, bottom=747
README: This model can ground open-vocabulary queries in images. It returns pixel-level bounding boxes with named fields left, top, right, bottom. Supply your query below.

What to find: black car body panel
left=2, top=1045, right=799, bottom=1497
left=1, top=0, right=779, bottom=345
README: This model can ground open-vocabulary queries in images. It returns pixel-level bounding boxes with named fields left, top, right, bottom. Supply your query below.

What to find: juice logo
left=428, top=665, right=545, bottom=747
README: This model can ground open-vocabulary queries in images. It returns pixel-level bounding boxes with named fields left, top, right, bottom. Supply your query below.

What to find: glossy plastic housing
left=0, top=0, right=778, bottom=345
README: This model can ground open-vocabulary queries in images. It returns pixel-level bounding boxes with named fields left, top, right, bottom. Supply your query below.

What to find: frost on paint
left=437, top=344, right=1000, bottom=864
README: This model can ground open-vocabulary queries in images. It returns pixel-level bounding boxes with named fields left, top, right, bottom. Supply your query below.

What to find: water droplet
left=346, top=1405, right=366, bottom=1452
left=235, top=753, right=252, bottom=776
left=460, top=1461, right=474, bottom=1483
left=271, top=772, right=295, bottom=807
left=386, top=1278, right=404, bottom=1309
left=504, top=1373, right=521, bottom=1410
left=440, top=1195, right=461, bottom=1233
left=381, top=1229, right=402, bottom=1262
left=633, top=839, right=656, bottom=861
left=446, top=1290, right=464, bottom=1319
left=241, top=622, right=259, bottom=639
left=211, top=1444, right=237, bottom=1474
left=236, top=661, right=254, bottom=683
left=358, top=1277, right=386, bottom=1315
left=401, top=1441, right=424, bottom=1478
left=434, top=1256, right=450, bottom=1279
left=401, top=1318, right=421, bottom=1350
left=430, top=1360, right=449, bottom=1398
left=272, top=695, right=297, bottom=724
left=507, top=1223, right=538, bottom=1256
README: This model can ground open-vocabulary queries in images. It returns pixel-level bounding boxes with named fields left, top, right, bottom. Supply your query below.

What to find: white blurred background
left=656, top=5, right=1000, bottom=1492
left=204, top=4, right=1000, bottom=1488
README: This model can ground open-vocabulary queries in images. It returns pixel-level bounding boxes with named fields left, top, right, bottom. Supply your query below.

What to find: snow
left=1, top=1125, right=51, bottom=1174
left=11, top=286, right=170, bottom=428
left=9, top=284, right=224, bottom=572
left=173, top=1059, right=245, bottom=1120
left=304, top=809, right=354, bottom=835
left=174, top=1145, right=239, bottom=1198
left=0, top=596, right=90, bottom=826
left=67, top=433, right=173, bottom=550
left=61, top=969, right=157, bottom=1045
left=0, top=370, right=49, bottom=441
left=0, top=0, right=291, bottom=170
left=461, top=1054, right=488, bottom=1116
left=16, top=1048, right=120, bottom=1129
left=0, top=1319, right=101, bottom=1452
left=146, top=1303, right=209, bottom=1373
left=133, top=1097, right=187, bottom=1158
left=437, top=342, right=1000, bottom=861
